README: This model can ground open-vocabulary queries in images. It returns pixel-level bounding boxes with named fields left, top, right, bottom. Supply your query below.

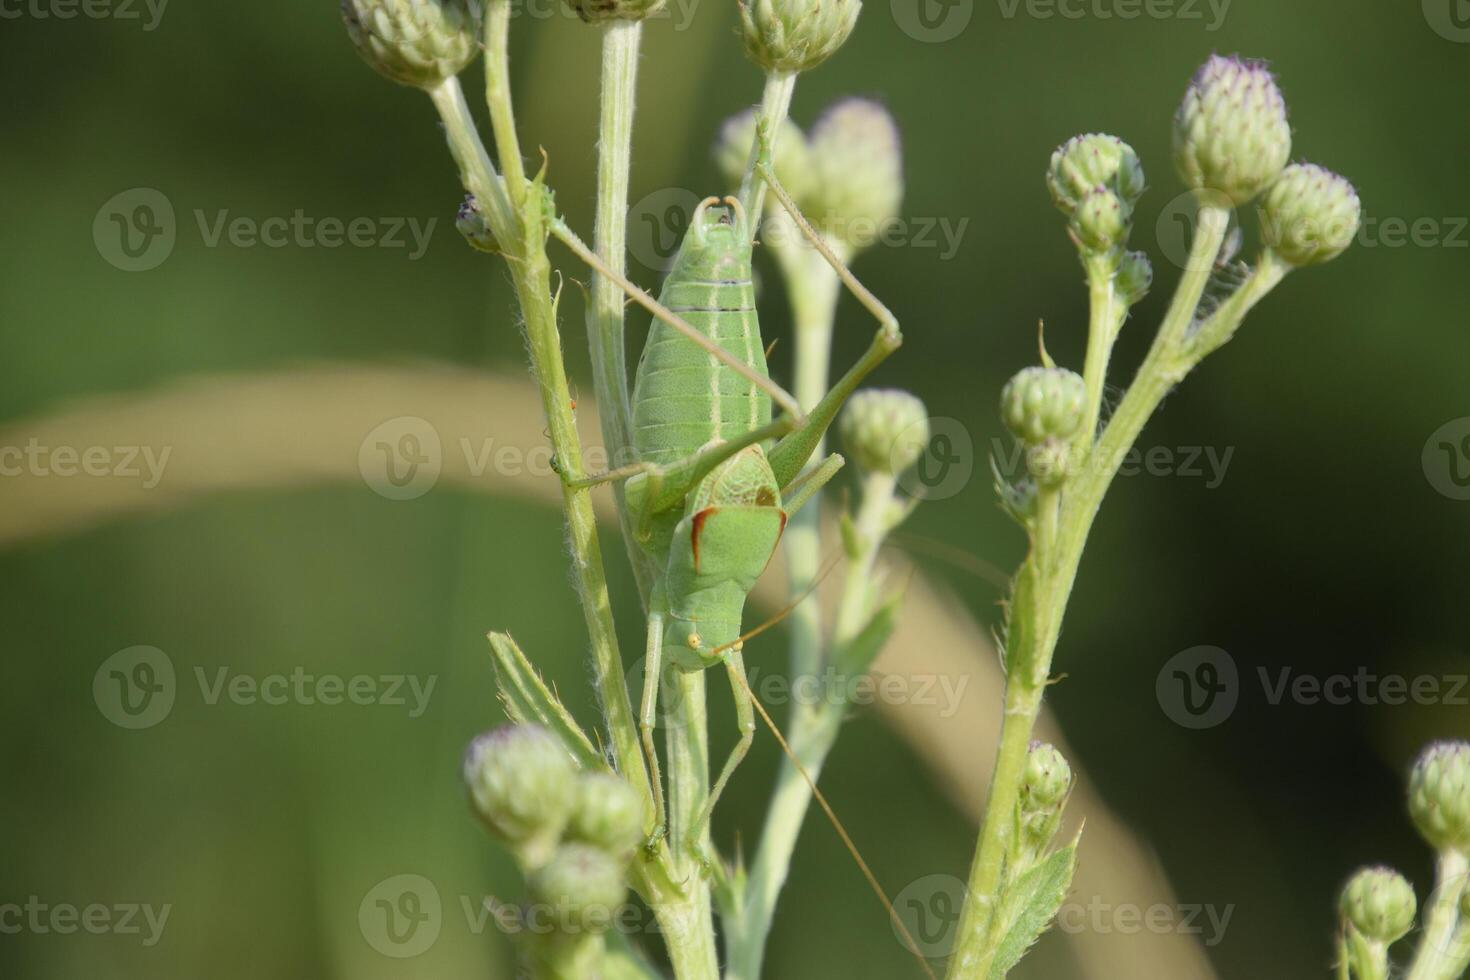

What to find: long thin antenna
left=730, top=668, right=939, bottom=980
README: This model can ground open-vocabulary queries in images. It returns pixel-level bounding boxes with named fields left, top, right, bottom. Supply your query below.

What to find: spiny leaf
left=487, top=632, right=602, bottom=770
left=986, top=842, right=1078, bottom=980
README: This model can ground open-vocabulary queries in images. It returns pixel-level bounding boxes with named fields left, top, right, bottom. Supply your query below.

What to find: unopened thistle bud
left=1339, top=867, right=1416, bottom=944
left=529, top=844, right=629, bottom=933
left=713, top=109, right=811, bottom=205
left=457, top=195, right=498, bottom=253
left=562, top=0, right=666, bottom=22
left=1173, top=55, right=1292, bottom=206
left=1047, top=134, right=1146, bottom=216
left=341, top=0, right=483, bottom=90
left=1070, top=188, right=1131, bottom=253
left=840, top=389, right=929, bottom=476
left=1409, top=741, right=1470, bottom=853
left=1259, top=164, right=1361, bottom=267
left=464, top=725, right=577, bottom=857
left=806, top=99, right=904, bottom=253
left=740, top=0, right=861, bottom=75
left=1020, top=741, right=1073, bottom=814
left=1001, top=367, right=1087, bottom=446
left=1117, top=250, right=1153, bottom=304
left=566, top=772, right=646, bottom=861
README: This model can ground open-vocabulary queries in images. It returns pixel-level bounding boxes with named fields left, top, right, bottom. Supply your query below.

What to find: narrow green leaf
left=487, top=632, right=602, bottom=770
left=986, top=843, right=1078, bottom=980
left=830, top=591, right=902, bottom=678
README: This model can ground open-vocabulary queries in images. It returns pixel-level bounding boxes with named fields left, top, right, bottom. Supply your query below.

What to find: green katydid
left=556, top=157, right=903, bottom=845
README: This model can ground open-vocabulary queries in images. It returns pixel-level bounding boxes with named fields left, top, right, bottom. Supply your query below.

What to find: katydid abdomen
left=631, top=202, right=771, bottom=469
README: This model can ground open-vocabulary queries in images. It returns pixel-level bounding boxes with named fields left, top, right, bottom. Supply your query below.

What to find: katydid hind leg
left=639, top=612, right=667, bottom=850
left=689, top=648, right=755, bottom=847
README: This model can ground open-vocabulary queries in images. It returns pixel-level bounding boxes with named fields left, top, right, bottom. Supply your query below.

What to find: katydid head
left=669, top=196, right=752, bottom=282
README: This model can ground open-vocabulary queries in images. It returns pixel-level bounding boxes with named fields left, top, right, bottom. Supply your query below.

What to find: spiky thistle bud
left=1117, top=250, right=1153, bottom=304
left=739, top=0, right=861, bottom=74
left=713, top=109, right=811, bottom=205
left=1047, top=134, right=1146, bottom=217
left=805, top=98, right=904, bottom=253
left=341, top=0, right=483, bottom=90
left=457, top=195, right=498, bottom=254
left=1001, top=367, right=1087, bottom=446
left=529, top=844, right=629, bottom=933
left=464, top=725, right=577, bottom=860
left=1409, top=741, right=1470, bottom=853
left=1173, top=55, right=1292, bottom=206
left=566, top=772, right=646, bottom=861
left=1070, top=188, right=1131, bottom=253
left=1258, top=164, right=1362, bottom=267
left=1014, top=742, right=1072, bottom=863
left=561, top=0, right=666, bottom=22
left=1339, top=867, right=1416, bottom=944
left=840, top=389, right=929, bottom=476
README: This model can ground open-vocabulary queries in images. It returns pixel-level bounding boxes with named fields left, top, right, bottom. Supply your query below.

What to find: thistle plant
left=336, top=3, right=1426, bottom=974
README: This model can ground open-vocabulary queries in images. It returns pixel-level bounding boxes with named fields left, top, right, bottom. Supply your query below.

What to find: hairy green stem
left=946, top=204, right=1234, bottom=978
left=737, top=70, right=797, bottom=236
left=663, top=669, right=720, bottom=979
left=589, top=21, right=657, bottom=602
left=1079, top=254, right=1124, bottom=445
left=1406, top=850, right=1470, bottom=980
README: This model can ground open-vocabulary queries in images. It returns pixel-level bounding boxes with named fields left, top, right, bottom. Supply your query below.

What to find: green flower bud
left=1025, top=441, right=1072, bottom=488
left=529, top=844, right=629, bottom=933
left=806, top=99, right=904, bottom=252
left=464, top=725, right=577, bottom=855
left=562, top=0, right=666, bottom=22
left=1339, top=867, right=1416, bottom=944
left=1173, top=55, right=1292, bottom=206
left=566, top=772, right=646, bottom=860
left=1259, top=163, right=1362, bottom=267
left=456, top=195, right=498, bottom=254
left=1409, top=741, right=1470, bottom=853
left=1020, top=741, right=1073, bottom=814
left=739, top=0, right=861, bottom=75
left=713, top=109, right=811, bottom=205
left=1070, top=188, right=1131, bottom=253
left=341, top=0, right=483, bottom=90
left=1047, top=133, right=1146, bottom=216
left=839, top=389, right=929, bottom=476
left=1117, top=250, right=1153, bottom=305
left=1000, top=367, right=1087, bottom=446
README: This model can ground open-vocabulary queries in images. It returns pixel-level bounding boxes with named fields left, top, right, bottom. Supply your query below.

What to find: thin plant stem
left=1406, top=850, right=1470, bottom=980
left=589, top=21, right=656, bottom=601
left=1079, top=254, right=1123, bottom=445
left=483, top=0, right=527, bottom=210
left=663, top=668, right=721, bottom=979
left=945, top=203, right=1234, bottom=978
left=737, top=70, right=797, bottom=236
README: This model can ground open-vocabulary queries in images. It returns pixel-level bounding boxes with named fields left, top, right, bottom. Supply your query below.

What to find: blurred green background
left=2, top=1, right=1468, bottom=977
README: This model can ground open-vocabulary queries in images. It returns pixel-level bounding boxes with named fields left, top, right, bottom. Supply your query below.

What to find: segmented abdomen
left=632, top=273, right=771, bottom=467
